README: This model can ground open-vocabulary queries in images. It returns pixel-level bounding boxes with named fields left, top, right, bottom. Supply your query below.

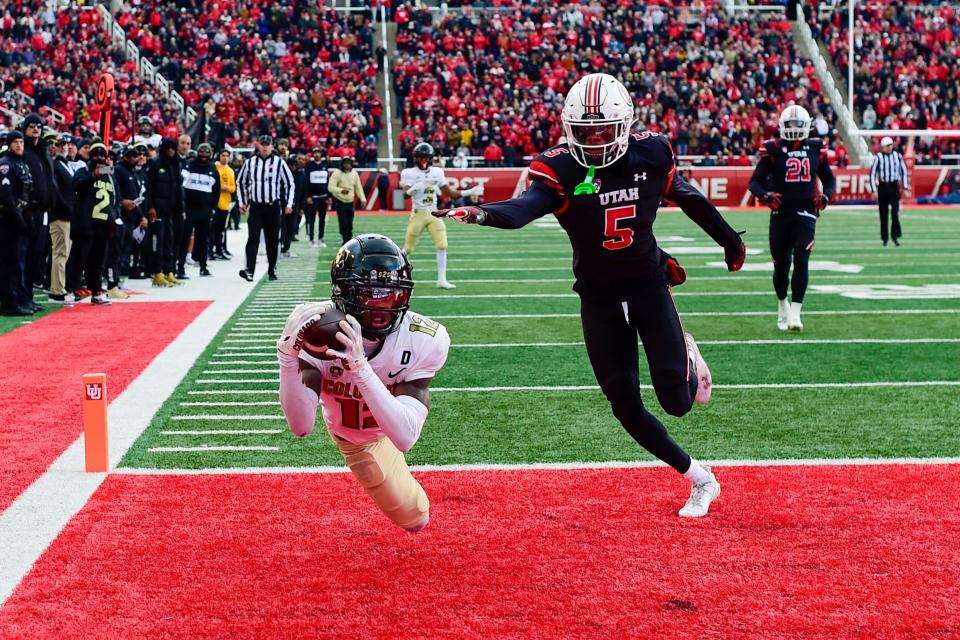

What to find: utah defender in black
left=749, top=105, right=836, bottom=331
left=434, top=73, right=746, bottom=518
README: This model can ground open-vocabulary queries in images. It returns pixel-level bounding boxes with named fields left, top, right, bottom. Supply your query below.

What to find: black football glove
left=814, top=194, right=830, bottom=212
left=432, top=206, right=485, bottom=224
left=725, top=241, right=747, bottom=272
left=761, top=192, right=783, bottom=209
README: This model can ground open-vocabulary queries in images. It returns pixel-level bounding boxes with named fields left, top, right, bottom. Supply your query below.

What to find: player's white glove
left=325, top=314, right=368, bottom=372
left=432, top=206, right=486, bottom=224
left=277, top=301, right=333, bottom=360
left=461, top=184, right=484, bottom=198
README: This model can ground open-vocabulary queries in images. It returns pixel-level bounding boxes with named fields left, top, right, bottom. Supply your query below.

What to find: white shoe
left=787, top=302, right=803, bottom=332
left=777, top=299, right=789, bottom=331
left=437, top=279, right=456, bottom=289
left=318, top=239, right=327, bottom=248
left=685, top=333, right=712, bottom=404
left=310, top=241, right=318, bottom=248
left=678, top=467, right=721, bottom=518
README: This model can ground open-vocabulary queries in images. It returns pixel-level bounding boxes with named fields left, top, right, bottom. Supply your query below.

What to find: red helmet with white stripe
left=561, top=73, right=635, bottom=168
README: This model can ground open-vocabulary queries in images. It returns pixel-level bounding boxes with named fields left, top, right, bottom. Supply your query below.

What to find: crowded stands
left=393, top=1, right=839, bottom=166
left=814, top=0, right=960, bottom=163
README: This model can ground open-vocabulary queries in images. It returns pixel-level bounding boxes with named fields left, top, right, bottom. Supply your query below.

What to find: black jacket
left=143, top=154, right=184, bottom=217
left=53, top=156, right=79, bottom=222
left=0, top=155, right=32, bottom=235
left=22, top=137, right=66, bottom=216
left=115, top=160, right=146, bottom=224
left=182, top=158, right=221, bottom=216
left=72, top=163, right=119, bottom=238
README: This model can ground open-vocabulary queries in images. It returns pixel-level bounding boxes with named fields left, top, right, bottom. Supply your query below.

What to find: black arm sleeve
left=818, top=156, right=836, bottom=199
left=748, top=158, right=772, bottom=198
left=669, top=173, right=742, bottom=250
left=478, top=181, right=564, bottom=229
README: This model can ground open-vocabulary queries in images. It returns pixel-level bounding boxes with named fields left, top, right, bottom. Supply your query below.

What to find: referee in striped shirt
left=870, top=136, right=909, bottom=246
left=236, top=134, right=296, bottom=281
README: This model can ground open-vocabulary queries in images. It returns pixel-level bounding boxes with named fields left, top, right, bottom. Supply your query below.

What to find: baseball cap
left=880, top=136, right=894, bottom=147
left=258, top=134, right=274, bottom=145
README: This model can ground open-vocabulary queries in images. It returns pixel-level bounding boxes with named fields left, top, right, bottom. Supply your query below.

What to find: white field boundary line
left=161, top=430, right=284, bottom=436
left=0, top=263, right=269, bottom=607
left=114, top=456, right=960, bottom=476
left=188, top=381, right=960, bottom=390
left=147, top=446, right=280, bottom=453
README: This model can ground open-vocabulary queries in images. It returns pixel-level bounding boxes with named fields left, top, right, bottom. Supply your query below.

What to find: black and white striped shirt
left=870, top=151, right=909, bottom=191
left=236, top=153, right=296, bottom=208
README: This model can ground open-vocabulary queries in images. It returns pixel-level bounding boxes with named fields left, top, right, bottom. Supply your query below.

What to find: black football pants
left=878, top=184, right=902, bottom=243
left=304, top=197, right=327, bottom=242
left=769, top=211, right=817, bottom=304
left=580, top=279, right=697, bottom=473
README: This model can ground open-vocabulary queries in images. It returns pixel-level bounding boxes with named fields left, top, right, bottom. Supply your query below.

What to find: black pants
left=182, top=210, right=212, bottom=270
left=769, top=211, right=817, bottom=304
left=0, top=229, right=27, bottom=310
left=66, top=225, right=109, bottom=294
left=334, top=200, right=355, bottom=245
left=25, top=212, right=49, bottom=293
left=106, top=220, right=131, bottom=288
left=281, top=209, right=299, bottom=252
left=211, top=208, right=229, bottom=254
left=229, top=204, right=240, bottom=230
left=245, top=202, right=281, bottom=275
left=580, top=279, right=696, bottom=473
left=878, top=184, right=902, bottom=243
left=305, top=196, right=327, bottom=242
left=145, top=218, right=164, bottom=275
left=162, top=210, right=183, bottom=273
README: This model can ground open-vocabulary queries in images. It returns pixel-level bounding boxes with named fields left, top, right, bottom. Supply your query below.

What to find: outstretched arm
left=433, top=181, right=562, bottom=229
left=668, top=174, right=745, bottom=270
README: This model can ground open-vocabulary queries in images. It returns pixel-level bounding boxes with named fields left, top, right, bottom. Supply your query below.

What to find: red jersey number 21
left=602, top=205, right=636, bottom=250
left=785, top=157, right=811, bottom=182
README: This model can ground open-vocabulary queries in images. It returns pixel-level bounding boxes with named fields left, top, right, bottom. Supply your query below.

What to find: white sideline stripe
left=454, top=338, right=960, bottom=348
left=426, top=309, right=960, bottom=320
left=214, top=345, right=277, bottom=351
left=189, top=380, right=960, bottom=390
left=170, top=415, right=284, bottom=421
left=207, top=360, right=276, bottom=365
left=189, top=390, right=278, bottom=395
left=0, top=251, right=267, bottom=607
left=200, top=369, right=278, bottom=374
left=181, top=401, right=278, bottom=406
left=114, top=456, right=960, bottom=476
left=147, top=446, right=280, bottom=453
left=161, top=430, right=283, bottom=436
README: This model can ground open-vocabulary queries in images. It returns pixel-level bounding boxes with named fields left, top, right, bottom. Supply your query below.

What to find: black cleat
left=239, top=269, right=254, bottom=282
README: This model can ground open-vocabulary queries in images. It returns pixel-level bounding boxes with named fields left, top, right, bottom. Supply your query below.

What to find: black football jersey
left=480, top=133, right=740, bottom=298
left=748, top=138, right=836, bottom=208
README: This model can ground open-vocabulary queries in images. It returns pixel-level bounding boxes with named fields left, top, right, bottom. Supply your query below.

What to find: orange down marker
left=82, top=373, right=109, bottom=472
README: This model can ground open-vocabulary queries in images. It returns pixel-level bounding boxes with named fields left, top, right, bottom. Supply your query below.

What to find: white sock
left=778, top=298, right=789, bottom=317
left=790, top=301, right=802, bottom=318
left=437, top=249, right=447, bottom=282
left=683, top=457, right=712, bottom=484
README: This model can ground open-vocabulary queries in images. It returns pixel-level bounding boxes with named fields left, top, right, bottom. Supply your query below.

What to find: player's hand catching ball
left=325, top=314, right=368, bottom=371
left=277, top=301, right=333, bottom=359
left=725, top=241, right=747, bottom=272
left=432, top=206, right=485, bottom=224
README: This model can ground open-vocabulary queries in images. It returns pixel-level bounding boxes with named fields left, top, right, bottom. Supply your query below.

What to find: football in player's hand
left=300, top=307, right=346, bottom=359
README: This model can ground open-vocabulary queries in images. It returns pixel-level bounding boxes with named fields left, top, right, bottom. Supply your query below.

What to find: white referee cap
left=880, top=136, right=894, bottom=147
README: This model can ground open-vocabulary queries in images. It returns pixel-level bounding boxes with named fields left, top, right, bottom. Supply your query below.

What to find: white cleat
left=685, top=333, right=712, bottom=404
left=787, top=301, right=803, bottom=332
left=436, top=279, right=457, bottom=289
left=678, top=467, right=721, bottom=518
left=777, top=299, right=789, bottom=331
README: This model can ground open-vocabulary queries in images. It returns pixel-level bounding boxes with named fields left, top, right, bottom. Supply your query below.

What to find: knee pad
left=339, top=438, right=430, bottom=531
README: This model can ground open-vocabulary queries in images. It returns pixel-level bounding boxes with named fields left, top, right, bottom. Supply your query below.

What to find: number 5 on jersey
left=603, top=205, right=636, bottom=250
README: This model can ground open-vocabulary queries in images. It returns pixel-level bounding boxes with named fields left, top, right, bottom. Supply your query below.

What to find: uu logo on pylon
left=85, top=384, right=103, bottom=401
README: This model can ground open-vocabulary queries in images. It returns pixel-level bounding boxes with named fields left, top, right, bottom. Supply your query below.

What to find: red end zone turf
left=1, top=465, right=958, bottom=638
left=0, top=302, right=209, bottom=512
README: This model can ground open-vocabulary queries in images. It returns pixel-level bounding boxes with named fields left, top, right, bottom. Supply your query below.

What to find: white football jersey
left=133, top=133, right=162, bottom=149
left=299, top=309, right=450, bottom=444
left=400, top=166, right=446, bottom=211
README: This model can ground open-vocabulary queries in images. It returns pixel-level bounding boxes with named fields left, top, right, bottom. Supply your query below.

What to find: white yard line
left=114, top=456, right=960, bottom=476
left=189, top=380, right=960, bottom=390
left=181, top=401, right=279, bottom=406
left=147, top=446, right=280, bottom=453
left=0, top=247, right=267, bottom=607
left=170, top=415, right=285, bottom=421
left=161, top=430, right=283, bottom=436
left=426, top=309, right=960, bottom=320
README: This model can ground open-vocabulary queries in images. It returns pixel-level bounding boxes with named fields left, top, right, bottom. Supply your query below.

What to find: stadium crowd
left=813, top=0, right=960, bottom=163
left=393, top=1, right=840, bottom=167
